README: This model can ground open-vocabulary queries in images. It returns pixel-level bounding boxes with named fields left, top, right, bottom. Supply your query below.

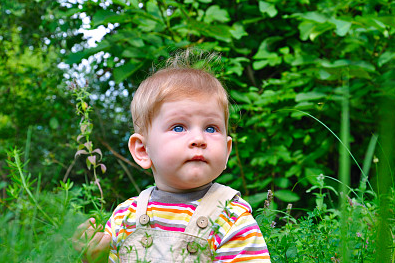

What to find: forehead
left=156, top=96, right=225, bottom=119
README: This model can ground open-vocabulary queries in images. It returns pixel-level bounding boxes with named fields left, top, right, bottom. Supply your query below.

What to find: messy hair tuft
left=131, top=48, right=229, bottom=136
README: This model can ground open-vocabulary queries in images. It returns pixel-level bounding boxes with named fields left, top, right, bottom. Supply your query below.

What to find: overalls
left=119, top=183, right=239, bottom=263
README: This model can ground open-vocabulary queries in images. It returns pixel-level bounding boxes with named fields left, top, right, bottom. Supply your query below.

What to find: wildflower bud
left=82, top=102, right=88, bottom=111
left=373, top=156, right=379, bottom=163
left=270, top=221, right=276, bottom=228
left=264, top=200, right=270, bottom=209
left=286, top=203, right=292, bottom=215
left=347, top=196, right=353, bottom=207
left=267, top=190, right=273, bottom=202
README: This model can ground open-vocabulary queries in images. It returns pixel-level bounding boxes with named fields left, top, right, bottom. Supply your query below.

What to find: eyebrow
left=163, top=111, right=224, bottom=123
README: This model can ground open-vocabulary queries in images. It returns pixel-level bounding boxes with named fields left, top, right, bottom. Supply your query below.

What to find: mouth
left=189, top=155, right=206, bottom=162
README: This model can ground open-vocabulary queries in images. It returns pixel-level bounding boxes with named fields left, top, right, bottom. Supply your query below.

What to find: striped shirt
left=105, top=187, right=271, bottom=262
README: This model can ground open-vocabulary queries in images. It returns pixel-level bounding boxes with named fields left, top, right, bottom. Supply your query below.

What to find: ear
left=225, top=136, right=233, bottom=163
left=128, top=133, right=152, bottom=169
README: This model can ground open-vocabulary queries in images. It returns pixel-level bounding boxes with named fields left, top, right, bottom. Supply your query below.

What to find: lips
left=189, top=155, right=206, bottom=162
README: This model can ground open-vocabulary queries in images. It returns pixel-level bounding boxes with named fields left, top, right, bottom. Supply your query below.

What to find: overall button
left=187, top=241, right=198, bottom=254
left=196, top=216, right=208, bottom=229
left=141, top=236, right=153, bottom=248
left=139, top=214, right=150, bottom=225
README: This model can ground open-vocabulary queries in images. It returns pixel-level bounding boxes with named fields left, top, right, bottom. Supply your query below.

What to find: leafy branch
left=6, top=148, right=59, bottom=228
left=70, top=80, right=106, bottom=211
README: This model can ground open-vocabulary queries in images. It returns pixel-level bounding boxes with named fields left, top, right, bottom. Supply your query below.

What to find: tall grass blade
left=375, top=97, right=395, bottom=262
left=340, top=71, right=351, bottom=263
left=24, top=125, right=32, bottom=168
left=359, top=134, right=378, bottom=193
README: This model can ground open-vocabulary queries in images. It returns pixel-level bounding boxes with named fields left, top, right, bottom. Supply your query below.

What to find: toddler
left=73, top=51, right=271, bottom=263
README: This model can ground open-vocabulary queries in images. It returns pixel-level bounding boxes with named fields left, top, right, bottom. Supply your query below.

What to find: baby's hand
left=72, top=218, right=111, bottom=263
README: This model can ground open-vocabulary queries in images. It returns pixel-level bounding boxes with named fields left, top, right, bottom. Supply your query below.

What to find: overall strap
left=135, top=186, right=155, bottom=228
left=184, top=183, right=239, bottom=238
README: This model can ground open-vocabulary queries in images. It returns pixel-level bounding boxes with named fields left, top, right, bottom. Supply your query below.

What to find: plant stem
left=24, top=125, right=32, bottom=168
left=340, top=69, right=350, bottom=263
left=93, top=167, right=104, bottom=211
left=13, top=149, right=58, bottom=228
left=375, top=96, right=395, bottom=262
left=359, top=134, right=377, bottom=195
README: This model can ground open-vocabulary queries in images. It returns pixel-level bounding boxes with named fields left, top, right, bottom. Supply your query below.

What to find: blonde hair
left=131, top=50, right=229, bottom=136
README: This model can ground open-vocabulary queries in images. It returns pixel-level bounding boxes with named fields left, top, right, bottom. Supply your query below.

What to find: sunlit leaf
left=259, top=1, right=277, bottom=18
left=275, top=190, right=300, bottom=202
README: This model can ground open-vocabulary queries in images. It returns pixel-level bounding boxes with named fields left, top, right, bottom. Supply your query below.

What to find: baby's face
left=145, top=96, right=232, bottom=192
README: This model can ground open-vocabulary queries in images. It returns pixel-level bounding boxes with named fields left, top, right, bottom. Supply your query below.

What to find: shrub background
left=1, top=0, right=394, bottom=262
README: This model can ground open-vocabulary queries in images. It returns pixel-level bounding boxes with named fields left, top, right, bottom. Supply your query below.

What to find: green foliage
left=256, top=175, right=385, bottom=262
left=1, top=0, right=395, bottom=261
left=53, top=0, right=395, bottom=210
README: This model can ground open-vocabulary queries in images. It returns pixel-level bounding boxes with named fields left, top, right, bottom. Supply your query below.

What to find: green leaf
left=305, top=167, right=323, bottom=185
left=274, top=178, right=291, bottom=188
left=309, top=23, right=334, bottom=41
left=216, top=173, right=234, bottom=184
left=295, top=92, right=326, bottom=102
left=245, top=192, right=267, bottom=208
left=65, top=41, right=111, bottom=64
left=252, top=60, right=269, bottom=70
left=376, top=16, right=395, bottom=28
left=230, top=90, right=252, bottom=104
left=113, top=62, right=141, bottom=84
left=349, top=68, right=371, bottom=79
left=275, top=190, right=300, bottom=202
left=378, top=51, right=395, bottom=67
left=259, top=1, right=278, bottom=18
left=285, top=165, right=302, bottom=178
left=204, top=24, right=232, bottom=42
left=295, top=11, right=328, bottom=23
left=91, top=10, right=130, bottom=28
left=229, top=23, right=248, bottom=40
left=137, top=17, right=161, bottom=32
left=286, top=245, right=298, bottom=258
left=112, top=0, right=129, bottom=7
left=329, top=18, right=352, bottom=36
left=49, top=117, right=59, bottom=129
left=204, top=5, right=230, bottom=23
left=298, top=21, right=315, bottom=41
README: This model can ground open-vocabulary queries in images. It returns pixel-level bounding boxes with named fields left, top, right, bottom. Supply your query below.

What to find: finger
left=73, top=218, right=96, bottom=240
left=97, top=233, right=111, bottom=249
left=87, top=233, right=111, bottom=263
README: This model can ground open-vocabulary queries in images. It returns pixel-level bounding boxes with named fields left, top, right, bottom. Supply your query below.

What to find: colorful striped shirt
left=105, top=186, right=270, bottom=262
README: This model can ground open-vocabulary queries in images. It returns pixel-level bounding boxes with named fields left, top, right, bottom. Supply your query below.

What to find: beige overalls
left=119, top=183, right=239, bottom=263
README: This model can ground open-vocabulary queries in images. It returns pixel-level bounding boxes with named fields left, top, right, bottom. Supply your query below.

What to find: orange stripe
left=231, top=202, right=249, bottom=212
left=231, top=255, right=270, bottom=262
left=147, top=206, right=194, bottom=216
left=117, top=228, right=133, bottom=237
left=232, top=232, right=262, bottom=241
left=219, top=213, right=233, bottom=226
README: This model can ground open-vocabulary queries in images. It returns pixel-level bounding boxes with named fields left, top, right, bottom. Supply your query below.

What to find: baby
left=73, top=51, right=271, bottom=262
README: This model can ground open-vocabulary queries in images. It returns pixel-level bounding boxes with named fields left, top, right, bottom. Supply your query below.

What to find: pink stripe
left=215, top=249, right=269, bottom=260
left=232, top=225, right=260, bottom=238
left=233, top=201, right=251, bottom=211
left=151, top=223, right=185, bottom=232
left=114, top=202, right=137, bottom=216
left=214, top=233, right=222, bottom=245
left=149, top=201, right=196, bottom=210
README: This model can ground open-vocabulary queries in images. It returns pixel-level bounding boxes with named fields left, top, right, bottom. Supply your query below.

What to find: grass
left=0, top=84, right=394, bottom=262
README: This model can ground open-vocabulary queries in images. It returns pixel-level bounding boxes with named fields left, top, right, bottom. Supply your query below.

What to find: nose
left=189, top=130, right=207, bottom=148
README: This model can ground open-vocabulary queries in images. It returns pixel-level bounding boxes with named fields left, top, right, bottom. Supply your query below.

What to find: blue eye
left=205, top=126, right=216, bottom=133
left=172, top=126, right=185, bottom=132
